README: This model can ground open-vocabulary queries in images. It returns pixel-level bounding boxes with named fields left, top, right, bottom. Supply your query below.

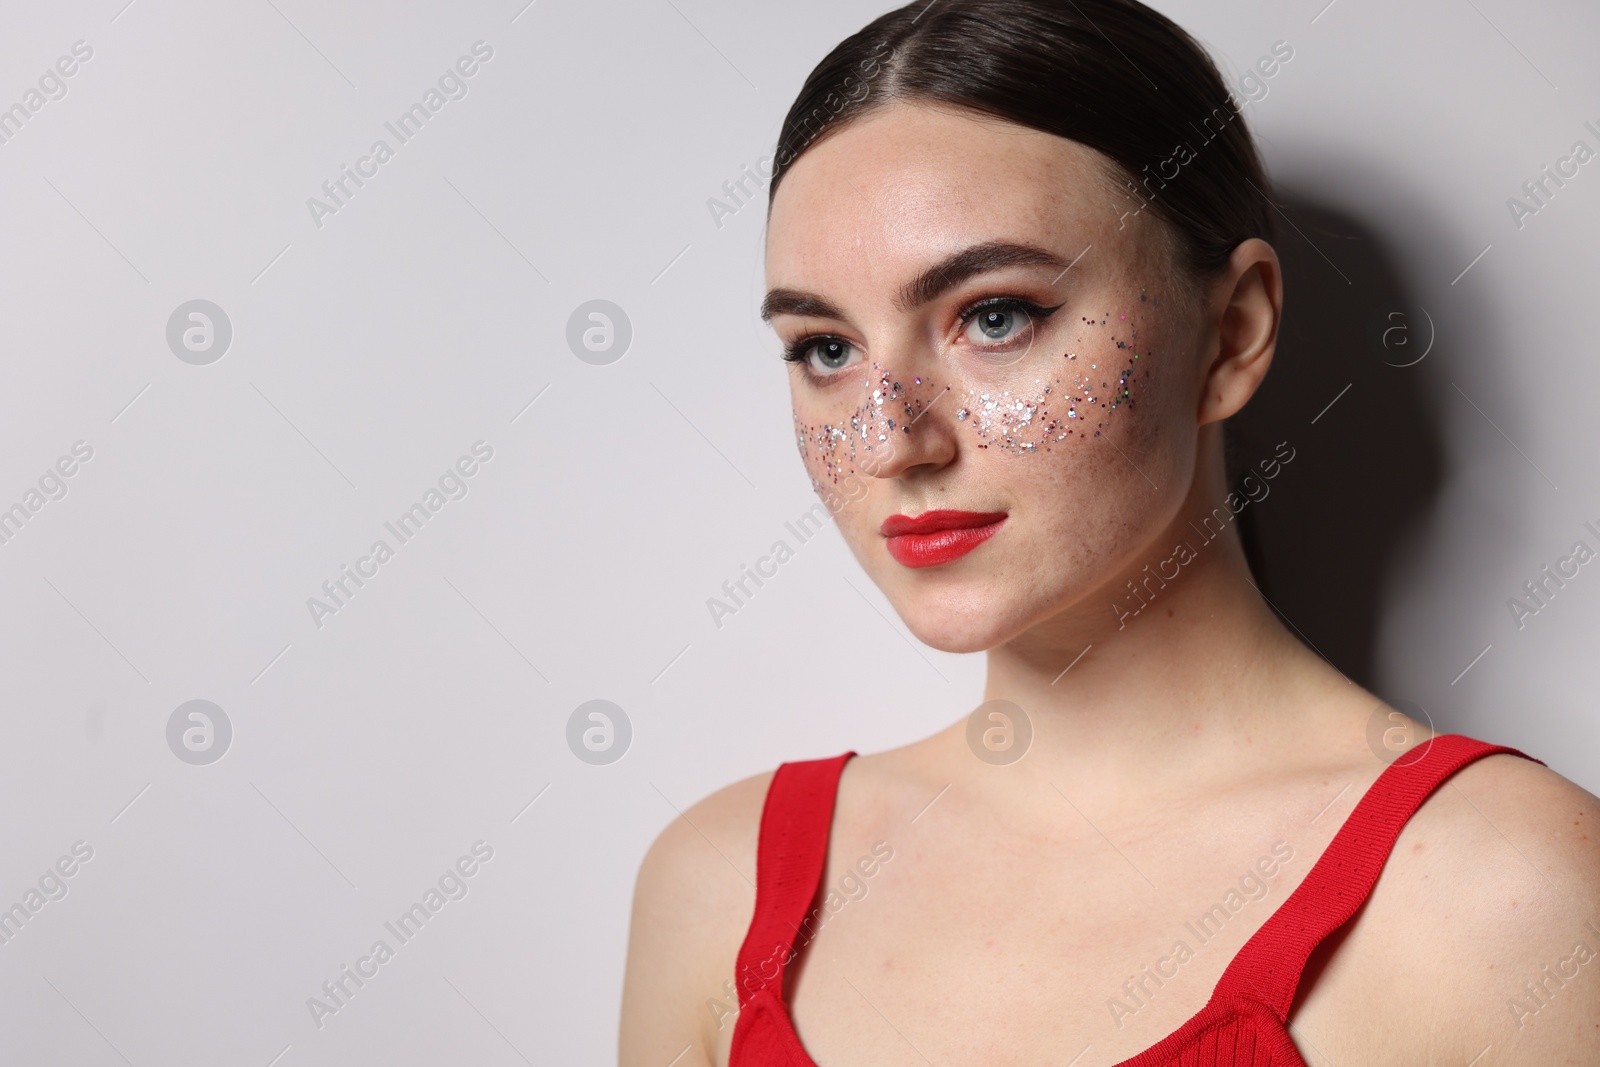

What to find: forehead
left=766, top=102, right=1147, bottom=287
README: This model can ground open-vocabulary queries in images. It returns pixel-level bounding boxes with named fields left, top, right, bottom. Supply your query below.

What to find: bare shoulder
left=1413, top=752, right=1600, bottom=1060
left=1418, top=751, right=1600, bottom=931
left=1441, top=749, right=1599, bottom=871
left=619, top=768, right=774, bottom=1067
left=1315, top=747, right=1600, bottom=1064
left=633, top=766, right=775, bottom=911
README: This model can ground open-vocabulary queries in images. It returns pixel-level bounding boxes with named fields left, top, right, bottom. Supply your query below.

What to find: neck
left=977, top=453, right=1351, bottom=800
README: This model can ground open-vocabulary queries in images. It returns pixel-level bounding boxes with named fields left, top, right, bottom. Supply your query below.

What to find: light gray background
left=0, top=0, right=1595, bottom=1064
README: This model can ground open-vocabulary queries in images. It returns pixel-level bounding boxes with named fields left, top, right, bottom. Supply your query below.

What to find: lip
left=880, top=510, right=1008, bottom=568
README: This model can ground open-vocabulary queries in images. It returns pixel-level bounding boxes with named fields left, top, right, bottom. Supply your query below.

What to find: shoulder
left=1343, top=744, right=1600, bottom=1062
left=634, top=766, right=775, bottom=909
left=619, top=766, right=775, bottom=1067
left=1417, top=747, right=1599, bottom=909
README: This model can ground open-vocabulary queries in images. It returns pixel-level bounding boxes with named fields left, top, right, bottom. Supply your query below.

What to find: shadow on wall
left=1228, top=192, right=1450, bottom=693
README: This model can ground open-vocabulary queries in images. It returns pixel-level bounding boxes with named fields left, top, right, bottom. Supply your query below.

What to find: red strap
left=1214, top=733, right=1542, bottom=1016
left=733, top=751, right=857, bottom=1006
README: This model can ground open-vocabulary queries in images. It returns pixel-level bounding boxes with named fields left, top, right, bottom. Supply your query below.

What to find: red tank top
left=728, top=733, right=1539, bottom=1066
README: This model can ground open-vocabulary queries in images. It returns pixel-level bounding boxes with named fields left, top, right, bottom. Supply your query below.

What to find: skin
left=620, top=101, right=1600, bottom=1066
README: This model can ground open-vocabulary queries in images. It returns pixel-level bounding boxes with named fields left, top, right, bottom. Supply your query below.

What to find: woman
left=621, top=1, right=1600, bottom=1064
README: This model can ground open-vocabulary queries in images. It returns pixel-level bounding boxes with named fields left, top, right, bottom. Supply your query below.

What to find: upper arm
left=1446, top=754, right=1600, bottom=1063
left=1293, top=751, right=1600, bottom=1065
left=619, top=770, right=773, bottom=1067
left=1396, top=753, right=1600, bottom=1063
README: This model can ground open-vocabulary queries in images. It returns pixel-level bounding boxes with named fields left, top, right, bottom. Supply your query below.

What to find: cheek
left=791, top=362, right=949, bottom=492
left=952, top=295, right=1162, bottom=454
left=962, top=291, right=1193, bottom=592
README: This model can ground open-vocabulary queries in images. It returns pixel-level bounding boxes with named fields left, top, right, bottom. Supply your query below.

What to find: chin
left=889, top=585, right=1023, bottom=654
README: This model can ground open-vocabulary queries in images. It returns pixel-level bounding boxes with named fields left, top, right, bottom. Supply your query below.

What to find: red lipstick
left=880, top=510, right=1007, bottom=568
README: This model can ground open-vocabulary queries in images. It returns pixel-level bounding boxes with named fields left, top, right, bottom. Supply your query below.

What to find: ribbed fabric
left=729, top=751, right=858, bottom=1066
left=728, top=735, right=1541, bottom=1066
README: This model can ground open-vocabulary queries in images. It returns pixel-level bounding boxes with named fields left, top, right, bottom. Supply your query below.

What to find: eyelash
left=781, top=296, right=1065, bottom=372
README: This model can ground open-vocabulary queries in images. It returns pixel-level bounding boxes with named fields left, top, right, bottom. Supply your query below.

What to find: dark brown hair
left=767, top=0, right=1279, bottom=294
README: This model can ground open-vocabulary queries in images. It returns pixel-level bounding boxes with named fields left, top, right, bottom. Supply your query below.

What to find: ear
left=1197, top=238, right=1282, bottom=426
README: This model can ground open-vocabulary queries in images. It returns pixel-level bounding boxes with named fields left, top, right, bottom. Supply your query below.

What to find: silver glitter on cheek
left=792, top=362, right=949, bottom=487
left=956, top=295, right=1151, bottom=454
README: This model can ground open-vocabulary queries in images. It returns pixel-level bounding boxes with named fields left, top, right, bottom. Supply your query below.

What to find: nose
left=860, top=370, right=958, bottom=481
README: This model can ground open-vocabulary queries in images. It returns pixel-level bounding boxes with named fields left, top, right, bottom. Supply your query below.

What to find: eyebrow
left=760, top=240, right=1074, bottom=323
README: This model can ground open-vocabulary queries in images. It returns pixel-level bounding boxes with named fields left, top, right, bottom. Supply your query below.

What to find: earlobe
left=1197, top=239, right=1282, bottom=427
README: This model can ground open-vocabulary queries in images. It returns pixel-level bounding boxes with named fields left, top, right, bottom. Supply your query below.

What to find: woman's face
left=764, top=102, right=1213, bottom=654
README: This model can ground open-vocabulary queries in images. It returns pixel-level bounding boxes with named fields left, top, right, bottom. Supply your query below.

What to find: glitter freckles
left=956, top=303, right=1147, bottom=454
left=791, top=296, right=1155, bottom=474
left=793, top=363, right=949, bottom=486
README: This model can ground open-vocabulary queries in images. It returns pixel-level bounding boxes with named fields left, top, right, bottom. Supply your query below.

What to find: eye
left=958, top=297, right=1062, bottom=351
left=782, top=336, right=861, bottom=377
left=967, top=305, right=1028, bottom=344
